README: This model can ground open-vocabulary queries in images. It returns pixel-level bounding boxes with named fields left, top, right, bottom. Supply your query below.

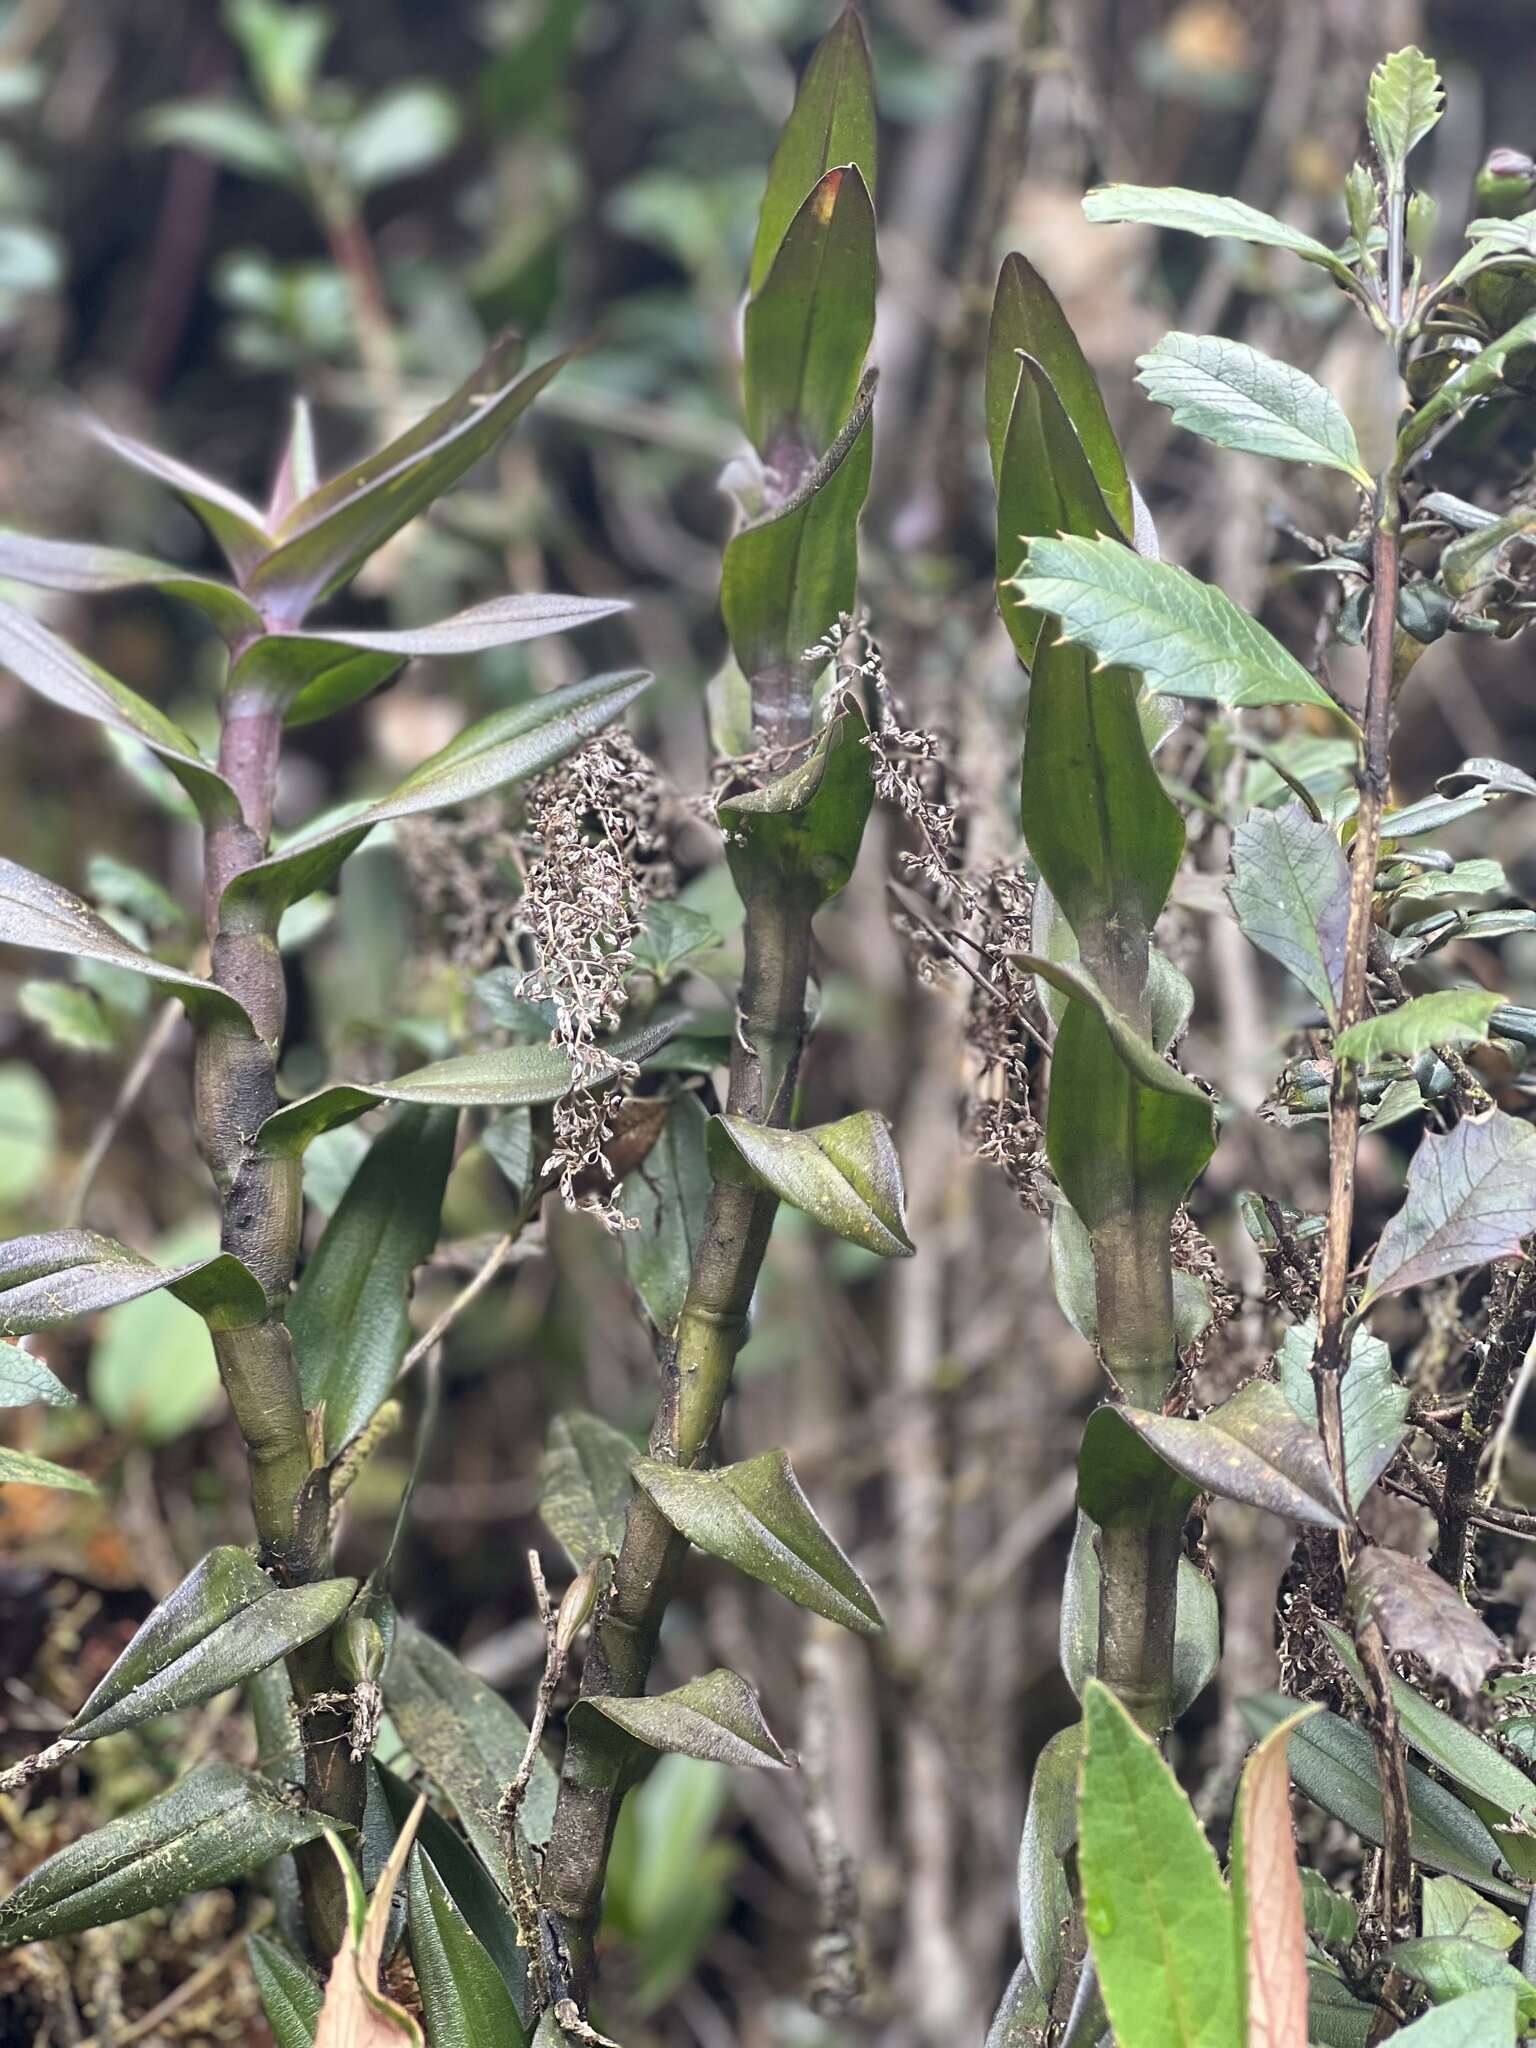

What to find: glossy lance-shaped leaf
left=1367, top=47, right=1443, bottom=191
left=748, top=7, right=876, bottom=294
left=258, top=1008, right=689, bottom=1156
left=1078, top=1679, right=1242, bottom=2048
left=720, top=695, right=874, bottom=911
left=1391, top=1988, right=1519, bottom=2048
left=539, top=1410, right=638, bottom=1569
left=1399, top=308, right=1536, bottom=461
left=248, top=1932, right=323, bottom=2048
left=707, top=1108, right=914, bottom=1257
left=222, top=668, right=653, bottom=930
left=1336, top=990, right=1506, bottom=1067
left=0, top=1446, right=94, bottom=1492
left=634, top=1448, right=882, bottom=1635
left=1119, top=1380, right=1349, bottom=1529
left=250, top=346, right=570, bottom=618
left=0, top=1760, right=330, bottom=1946
left=1082, top=184, right=1350, bottom=281
left=229, top=591, right=631, bottom=728
left=986, top=251, right=1132, bottom=536
left=1015, top=535, right=1342, bottom=714
left=1232, top=1705, right=1317, bottom=2048
left=1363, top=1110, right=1536, bottom=1307
left=1322, top=1621, right=1536, bottom=1828
left=0, top=1342, right=74, bottom=1407
left=407, top=1845, right=527, bottom=2048
left=70, top=1546, right=357, bottom=1740
left=0, top=598, right=239, bottom=821
left=314, top=1800, right=426, bottom=2048
left=1017, top=1723, right=1082, bottom=2006
left=619, top=1090, right=713, bottom=1335
left=1348, top=1545, right=1502, bottom=1697
left=0, top=858, right=255, bottom=1035
left=1276, top=1320, right=1407, bottom=1511
left=0, top=528, right=262, bottom=638
left=569, top=1668, right=788, bottom=1770
left=384, top=1622, right=558, bottom=1875
left=744, top=164, right=875, bottom=483
left=1136, top=334, right=1371, bottom=486
left=0, top=1229, right=265, bottom=1338
left=1240, top=1694, right=1525, bottom=1902
left=1021, top=641, right=1184, bottom=987
left=289, top=1104, right=457, bottom=1457
left=1061, top=1508, right=1220, bottom=1717
left=720, top=376, right=873, bottom=738
left=83, top=412, right=273, bottom=582
left=1228, top=803, right=1352, bottom=1023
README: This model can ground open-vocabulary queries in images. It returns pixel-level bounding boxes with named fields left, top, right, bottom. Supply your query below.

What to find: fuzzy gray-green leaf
left=1336, top=990, right=1506, bottom=1067
left=1363, top=1111, right=1536, bottom=1306
left=633, top=1448, right=882, bottom=1635
left=1082, top=184, right=1346, bottom=275
left=1367, top=47, right=1443, bottom=190
left=1137, top=334, right=1369, bottom=485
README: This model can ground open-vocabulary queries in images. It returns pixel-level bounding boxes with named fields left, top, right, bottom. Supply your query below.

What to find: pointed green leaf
left=719, top=696, right=874, bottom=910
left=19, top=979, right=115, bottom=1052
left=1337, top=990, right=1506, bottom=1067
left=707, top=1108, right=913, bottom=1257
left=0, top=858, right=254, bottom=1034
left=720, top=378, right=873, bottom=739
left=257, top=1009, right=688, bottom=1155
left=289, top=1105, right=457, bottom=1457
left=248, top=1931, right=322, bottom=2048
left=571, top=1668, right=788, bottom=1770
left=221, top=669, right=652, bottom=929
left=1321, top=1621, right=1536, bottom=1828
left=1363, top=1110, right=1536, bottom=1306
left=1231, top=1704, right=1316, bottom=2048
left=1367, top=48, right=1443, bottom=190
left=0, top=1229, right=265, bottom=1338
left=749, top=9, right=876, bottom=294
left=84, top=414, right=273, bottom=581
left=0, top=598, right=239, bottom=820
left=1078, top=1679, right=1242, bottom=2048
left=1307, top=1967, right=1376, bottom=2048
left=0, top=1342, right=74, bottom=1407
left=634, top=1448, right=882, bottom=1635
left=407, top=1846, right=528, bottom=2048
left=744, top=165, right=875, bottom=482
left=618, top=1091, right=712, bottom=1334
left=268, top=398, right=320, bottom=524
left=140, top=96, right=304, bottom=186
left=986, top=252, right=1132, bottom=535
left=1121, top=1381, right=1348, bottom=1529
left=1239, top=1694, right=1525, bottom=1902
left=1136, top=333, right=1369, bottom=485
left=1349, top=1545, right=1502, bottom=1696
left=1276, top=1320, right=1407, bottom=1511
left=0, top=1761, right=330, bottom=1946
left=1390, top=1939, right=1535, bottom=2021
left=1422, top=1876, right=1522, bottom=1950
left=1078, top=1406, right=1200, bottom=1528
left=69, top=1562, right=357, bottom=1741
left=1391, top=1988, right=1518, bottom=2047
left=1018, top=1723, right=1082, bottom=2006
left=1082, top=184, right=1347, bottom=277
left=230, top=593, right=630, bottom=722
left=539, top=1410, right=638, bottom=1569
left=0, top=529, right=262, bottom=637
left=0, top=1446, right=94, bottom=1492
left=384, top=1622, right=557, bottom=1873
left=1399, top=309, right=1536, bottom=460
left=1015, top=535, right=1342, bottom=713
left=1228, top=803, right=1351, bottom=1022
left=251, top=347, right=569, bottom=617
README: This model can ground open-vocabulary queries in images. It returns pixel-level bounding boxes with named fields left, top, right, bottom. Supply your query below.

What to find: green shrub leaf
left=1336, top=990, right=1506, bottom=1066
left=0, top=529, right=261, bottom=638
left=1017, top=1723, right=1082, bottom=2007
left=84, top=413, right=273, bottom=581
left=1137, top=333, right=1370, bottom=485
left=539, top=1411, right=638, bottom=1569
left=633, top=1448, right=882, bottom=1635
left=1392, top=1989, right=1519, bottom=2046
left=1276, top=1320, right=1407, bottom=1511
left=1060, top=1509, right=1219, bottom=1716
left=1363, top=1111, right=1536, bottom=1306
left=1078, top=1679, right=1241, bottom=2048
left=619, top=1092, right=712, bottom=1334
left=1367, top=48, right=1443, bottom=190
left=0, top=1761, right=330, bottom=1947
left=248, top=1931, right=323, bottom=2048
left=406, top=1846, right=528, bottom=2048
left=1390, top=1939, right=1535, bottom=2022
left=1082, top=184, right=1347, bottom=276
left=1015, top=535, right=1342, bottom=713
left=0, top=1342, right=74, bottom=1407
left=1228, top=803, right=1352, bottom=1023
left=0, top=1446, right=94, bottom=1492
left=707, top=1108, right=913, bottom=1257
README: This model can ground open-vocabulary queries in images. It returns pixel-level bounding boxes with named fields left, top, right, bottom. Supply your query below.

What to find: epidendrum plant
left=983, top=43, right=1536, bottom=2048
left=0, top=10, right=903, bottom=2046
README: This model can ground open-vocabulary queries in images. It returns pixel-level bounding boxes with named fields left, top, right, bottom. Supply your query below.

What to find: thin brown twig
left=64, top=999, right=182, bottom=1227
left=75, top=1899, right=272, bottom=2048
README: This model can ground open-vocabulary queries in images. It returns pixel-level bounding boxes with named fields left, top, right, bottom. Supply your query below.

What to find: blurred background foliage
left=1, top=0, right=1535, bottom=2043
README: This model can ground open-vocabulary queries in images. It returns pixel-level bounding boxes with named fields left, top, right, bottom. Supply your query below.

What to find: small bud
left=333, top=1614, right=385, bottom=1686
left=1345, top=161, right=1378, bottom=249
left=555, top=1559, right=602, bottom=1663
left=1397, top=579, right=1454, bottom=645
left=1475, top=147, right=1536, bottom=221
left=1406, top=191, right=1437, bottom=263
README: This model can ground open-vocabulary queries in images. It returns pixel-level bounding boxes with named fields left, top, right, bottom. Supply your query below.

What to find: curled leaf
left=1119, top=1381, right=1349, bottom=1529
left=707, top=1109, right=914, bottom=1257
left=570, top=1669, right=788, bottom=1770
left=1348, top=1546, right=1502, bottom=1697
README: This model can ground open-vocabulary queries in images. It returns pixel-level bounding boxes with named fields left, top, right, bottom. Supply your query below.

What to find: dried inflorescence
left=398, top=794, right=527, bottom=969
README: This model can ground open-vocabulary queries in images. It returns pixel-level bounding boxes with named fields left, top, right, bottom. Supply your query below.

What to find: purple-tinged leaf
left=1349, top=1546, right=1502, bottom=1697
left=82, top=415, right=273, bottom=583
left=1228, top=804, right=1350, bottom=1022
left=1122, top=1380, right=1349, bottom=1529
left=1363, top=1110, right=1536, bottom=1306
left=0, top=530, right=262, bottom=638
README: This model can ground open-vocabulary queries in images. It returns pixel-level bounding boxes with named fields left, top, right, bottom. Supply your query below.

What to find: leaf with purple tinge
left=1120, top=1380, right=1349, bottom=1529
left=1348, top=1546, right=1503, bottom=1696
left=0, top=530, right=261, bottom=638
left=1362, top=1110, right=1536, bottom=1306
left=1228, top=804, right=1351, bottom=1023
